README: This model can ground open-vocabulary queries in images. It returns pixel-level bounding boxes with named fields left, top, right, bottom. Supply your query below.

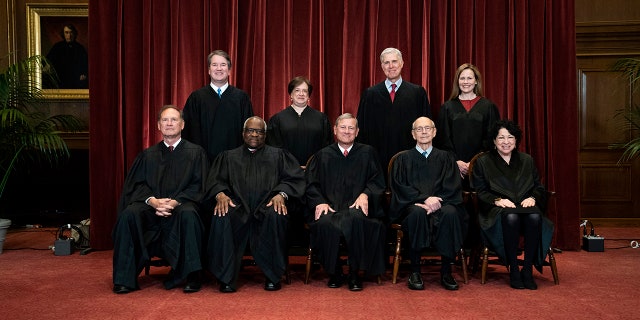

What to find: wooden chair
left=468, top=152, right=559, bottom=285
left=387, top=152, right=469, bottom=285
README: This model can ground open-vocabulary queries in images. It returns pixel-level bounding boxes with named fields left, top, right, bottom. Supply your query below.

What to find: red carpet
left=1, top=227, right=638, bottom=319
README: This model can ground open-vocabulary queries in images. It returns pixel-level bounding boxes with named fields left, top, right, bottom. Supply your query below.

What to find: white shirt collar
left=385, top=77, right=403, bottom=92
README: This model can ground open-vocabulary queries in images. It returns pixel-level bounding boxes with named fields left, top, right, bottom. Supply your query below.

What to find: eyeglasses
left=244, top=128, right=266, bottom=135
left=413, top=126, right=434, bottom=133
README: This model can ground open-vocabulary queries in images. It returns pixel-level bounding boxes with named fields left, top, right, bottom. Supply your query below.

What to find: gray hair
left=243, top=116, right=267, bottom=131
left=380, top=47, right=403, bottom=63
left=334, top=113, right=358, bottom=128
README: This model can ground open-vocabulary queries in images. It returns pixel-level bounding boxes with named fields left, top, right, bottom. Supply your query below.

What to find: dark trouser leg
left=252, top=207, right=289, bottom=283
left=161, top=202, right=204, bottom=288
left=310, top=213, right=342, bottom=275
left=522, top=213, right=542, bottom=273
left=401, top=205, right=431, bottom=273
left=112, top=203, right=155, bottom=289
left=502, top=213, right=521, bottom=271
left=207, top=207, right=250, bottom=289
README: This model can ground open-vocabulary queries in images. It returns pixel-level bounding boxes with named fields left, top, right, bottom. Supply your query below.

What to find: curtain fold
left=89, top=0, right=578, bottom=250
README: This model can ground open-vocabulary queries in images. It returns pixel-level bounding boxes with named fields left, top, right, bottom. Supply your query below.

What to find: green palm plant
left=0, top=54, right=84, bottom=199
left=610, top=58, right=640, bottom=163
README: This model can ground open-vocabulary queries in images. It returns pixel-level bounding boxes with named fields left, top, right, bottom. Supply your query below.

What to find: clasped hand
left=414, top=196, right=442, bottom=214
left=150, top=198, right=179, bottom=217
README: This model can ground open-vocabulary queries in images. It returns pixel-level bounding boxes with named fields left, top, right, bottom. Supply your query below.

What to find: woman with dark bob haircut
left=471, top=119, right=554, bottom=290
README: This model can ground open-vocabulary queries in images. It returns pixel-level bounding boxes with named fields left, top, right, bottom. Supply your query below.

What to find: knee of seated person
left=526, top=213, right=542, bottom=225
left=347, top=207, right=367, bottom=217
left=504, top=213, right=520, bottom=224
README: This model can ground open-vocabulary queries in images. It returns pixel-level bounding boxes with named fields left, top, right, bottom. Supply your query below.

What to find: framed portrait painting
left=27, top=4, right=89, bottom=100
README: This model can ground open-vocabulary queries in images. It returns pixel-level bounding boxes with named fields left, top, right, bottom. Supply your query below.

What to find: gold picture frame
left=27, top=3, right=89, bottom=100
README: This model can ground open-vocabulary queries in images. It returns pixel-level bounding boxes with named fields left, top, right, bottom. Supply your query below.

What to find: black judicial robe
left=471, top=150, right=554, bottom=269
left=266, top=106, right=333, bottom=166
left=356, top=81, right=430, bottom=169
left=389, top=148, right=467, bottom=258
left=113, top=140, right=208, bottom=289
left=205, top=145, right=305, bottom=285
left=305, top=143, right=386, bottom=275
left=182, top=85, right=254, bottom=162
left=434, top=97, right=500, bottom=163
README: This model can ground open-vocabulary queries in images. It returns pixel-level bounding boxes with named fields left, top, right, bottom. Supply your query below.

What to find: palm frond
left=1, top=54, right=82, bottom=200
left=612, top=58, right=640, bottom=90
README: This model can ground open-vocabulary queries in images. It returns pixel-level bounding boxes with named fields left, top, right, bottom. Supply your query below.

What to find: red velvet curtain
left=89, top=0, right=579, bottom=250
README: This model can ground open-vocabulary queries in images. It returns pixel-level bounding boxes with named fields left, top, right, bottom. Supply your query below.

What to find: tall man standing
left=112, top=105, right=208, bottom=294
left=305, top=113, right=387, bottom=291
left=389, top=117, right=467, bottom=291
left=356, top=47, right=430, bottom=170
left=182, top=50, right=254, bottom=162
left=205, top=116, right=305, bottom=293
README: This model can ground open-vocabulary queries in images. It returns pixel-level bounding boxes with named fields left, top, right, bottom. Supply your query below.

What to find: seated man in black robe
left=389, top=116, right=467, bottom=291
left=112, top=105, right=208, bottom=294
left=305, top=113, right=387, bottom=291
left=205, top=116, right=305, bottom=293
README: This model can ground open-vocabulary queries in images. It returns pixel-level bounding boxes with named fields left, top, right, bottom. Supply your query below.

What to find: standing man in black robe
left=112, top=105, right=208, bottom=294
left=356, top=47, right=430, bottom=170
left=389, top=117, right=467, bottom=291
left=182, top=50, right=254, bottom=162
left=305, top=113, right=386, bottom=291
left=205, top=116, right=305, bottom=293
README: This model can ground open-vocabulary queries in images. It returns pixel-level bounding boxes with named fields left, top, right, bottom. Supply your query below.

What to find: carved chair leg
left=392, top=229, right=403, bottom=284
left=304, top=246, right=312, bottom=284
left=548, top=247, right=559, bottom=285
left=459, top=248, right=469, bottom=284
left=481, top=246, right=489, bottom=284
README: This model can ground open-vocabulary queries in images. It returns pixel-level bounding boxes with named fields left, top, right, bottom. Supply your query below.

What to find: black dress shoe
left=183, top=282, right=201, bottom=293
left=440, top=273, right=459, bottom=290
left=113, top=285, right=133, bottom=294
left=327, top=274, right=344, bottom=288
left=348, top=274, right=363, bottom=291
left=183, top=271, right=202, bottom=293
left=264, top=280, right=282, bottom=291
left=219, top=283, right=236, bottom=293
left=521, top=272, right=538, bottom=290
left=408, top=272, right=424, bottom=290
left=509, top=270, right=525, bottom=289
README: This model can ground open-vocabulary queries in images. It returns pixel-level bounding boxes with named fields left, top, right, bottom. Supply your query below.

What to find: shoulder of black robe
left=434, top=97, right=500, bottom=162
left=389, top=148, right=462, bottom=221
left=356, top=81, right=387, bottom=145
left=471, top=150, right=547, bottom=214
left=117, top=140, right=208, bottom=215
left=265, top=105, right=291, bottom=148
left=356, top=80, right=430, bottom=168
left=182, top=85, right=254, bottom=162
left=182, top=85, right=215, bottom=146
left=204, top=145, right=305, bottom=213
left=305, top=142, right=385, bottom=218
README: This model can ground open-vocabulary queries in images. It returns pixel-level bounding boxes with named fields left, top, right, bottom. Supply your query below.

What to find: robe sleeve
left=272, top=149, right=306, bottom=200
left=304, top=153, right=328, bottom=209
left=389, top=153, right=425, bottom=221
left=266, top=115, right=284, bottom=148
left=171, top=147, right=209, bottom=205
left=117, top=152, right=151, bottom=214
left=182, top=93, right=202, bottom=146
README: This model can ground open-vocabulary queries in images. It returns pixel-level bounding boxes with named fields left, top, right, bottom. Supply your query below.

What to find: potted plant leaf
left=0, top=54, right=84, bottom=253
left=610, top=57, right=640, bottom=163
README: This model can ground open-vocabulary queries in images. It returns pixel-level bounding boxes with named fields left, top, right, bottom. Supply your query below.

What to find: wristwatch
left=279, top=191, right=288, bottom=200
